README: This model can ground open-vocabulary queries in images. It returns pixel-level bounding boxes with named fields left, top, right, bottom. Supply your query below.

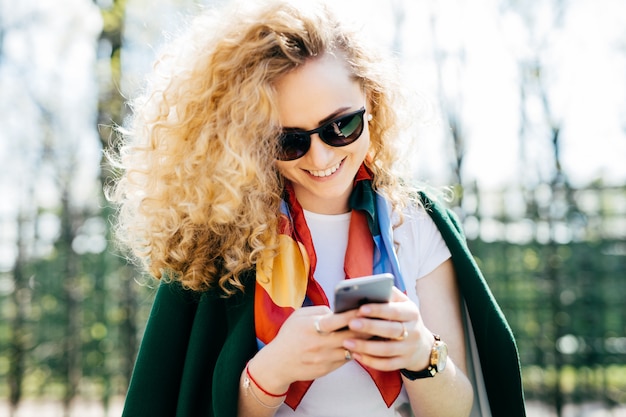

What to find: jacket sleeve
left=420, top=193, right=527, bottom=417
left=122, top=277, right=258, bottom=417
left=121, top=281, right=200, bottom=416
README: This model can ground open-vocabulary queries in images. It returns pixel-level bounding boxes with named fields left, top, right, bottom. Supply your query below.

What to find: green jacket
left=122, top=195, right=526, bottom=416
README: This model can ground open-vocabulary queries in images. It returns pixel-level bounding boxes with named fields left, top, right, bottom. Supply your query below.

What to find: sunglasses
left=277, top=107, right=367, bottom=161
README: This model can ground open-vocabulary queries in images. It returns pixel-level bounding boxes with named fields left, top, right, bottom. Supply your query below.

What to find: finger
left=342, top=338, right=406, bottom=368
left=313, top=315, right=331, bottom=335
left=321, top=309, right=360, bottom=332
left=313, top=315, right=363, bottom=341
left=356, top=303, right=406, bottom=322
left=357, top=296, right=416, bottom=321
left=297, top=305, right=333, bottom=316
left=350, top=351, right=406, bottom=372
left=348, top=317, right=409, bottom=340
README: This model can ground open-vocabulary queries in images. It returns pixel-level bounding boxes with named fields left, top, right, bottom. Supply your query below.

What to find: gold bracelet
left=243, top=373, right=285, bottom=409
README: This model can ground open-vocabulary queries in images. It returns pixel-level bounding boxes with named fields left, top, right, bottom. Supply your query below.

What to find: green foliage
left=467, top=236, right=626, bottom=403
left=522, top=365, right=626, bottom=405
left=0, top=240, right=154, bottom=401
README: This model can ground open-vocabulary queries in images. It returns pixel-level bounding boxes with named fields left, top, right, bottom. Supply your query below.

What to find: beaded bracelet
left=243, top=363, right=288, bottom=409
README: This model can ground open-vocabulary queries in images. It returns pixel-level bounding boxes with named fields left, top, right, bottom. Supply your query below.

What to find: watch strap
left=399, top=334, right=443, bottom=380
left=400, top=365, right=437, bottom=380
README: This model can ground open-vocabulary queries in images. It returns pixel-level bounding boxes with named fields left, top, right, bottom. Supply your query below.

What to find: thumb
left=390, top=286, right=409, bottom=302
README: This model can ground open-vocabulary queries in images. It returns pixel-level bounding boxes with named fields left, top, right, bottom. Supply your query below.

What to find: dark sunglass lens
left=322, top=111, right=364, bottom=146
left=279, top=132, right=309, bottom=161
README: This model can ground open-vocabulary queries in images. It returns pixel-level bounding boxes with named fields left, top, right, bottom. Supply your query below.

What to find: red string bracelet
left=245, top=363, right=289, bottom=398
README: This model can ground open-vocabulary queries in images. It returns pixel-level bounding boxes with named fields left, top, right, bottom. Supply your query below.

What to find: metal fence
left=459, top=183, right=626, bottom=413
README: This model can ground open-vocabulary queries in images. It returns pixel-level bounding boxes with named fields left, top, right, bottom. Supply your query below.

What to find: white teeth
left=308, top=160, right=342, bottom=177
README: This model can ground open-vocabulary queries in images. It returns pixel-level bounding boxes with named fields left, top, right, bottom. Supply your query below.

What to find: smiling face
left=274, top=53, right=370, bottom=214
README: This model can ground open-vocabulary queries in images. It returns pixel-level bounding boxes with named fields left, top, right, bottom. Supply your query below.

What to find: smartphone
left=333, top=273, right=394, bottom=313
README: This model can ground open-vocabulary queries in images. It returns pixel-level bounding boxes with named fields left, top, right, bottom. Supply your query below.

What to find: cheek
left=274, top=161, right=295, bottom=179
left=357, top=134, right=372, bottom=159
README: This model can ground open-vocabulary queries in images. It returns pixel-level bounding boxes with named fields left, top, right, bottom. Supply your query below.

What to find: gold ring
left=395, top=322, right=408, bottom=341
left=344, top=349, right=352, bottom=361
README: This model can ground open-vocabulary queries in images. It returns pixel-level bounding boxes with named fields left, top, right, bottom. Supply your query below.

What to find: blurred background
left=0, top=0, right=624, bottom=416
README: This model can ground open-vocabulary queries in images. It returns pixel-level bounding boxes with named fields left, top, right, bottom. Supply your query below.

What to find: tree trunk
left=8, top=212, right=30, bottom=416
left=60, top=189, right=82, bottom=417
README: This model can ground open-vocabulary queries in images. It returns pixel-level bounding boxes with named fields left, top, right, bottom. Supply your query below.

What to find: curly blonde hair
left=109, top=0, right=413, bottom=295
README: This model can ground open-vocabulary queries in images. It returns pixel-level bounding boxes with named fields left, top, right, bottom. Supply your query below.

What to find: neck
left=289, top=184, right=352, bottom=215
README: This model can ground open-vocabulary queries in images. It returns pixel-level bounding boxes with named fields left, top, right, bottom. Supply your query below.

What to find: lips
left=307, top=159, right=343, bottom=177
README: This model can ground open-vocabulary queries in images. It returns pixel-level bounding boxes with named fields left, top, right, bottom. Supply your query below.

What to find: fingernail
left=360, top=306, right=371, bottom=314
left=344, top=340, right=356, bottom=349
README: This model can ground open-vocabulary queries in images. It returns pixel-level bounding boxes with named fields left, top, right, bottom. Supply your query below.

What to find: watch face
left=434, top=341, right=448, bottom=372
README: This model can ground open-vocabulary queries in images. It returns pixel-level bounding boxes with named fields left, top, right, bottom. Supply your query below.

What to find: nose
left=306, top=134, right=335, bottom=167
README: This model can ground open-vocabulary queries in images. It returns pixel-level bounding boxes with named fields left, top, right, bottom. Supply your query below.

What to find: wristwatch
left=400, top=334, right=448, bottom=380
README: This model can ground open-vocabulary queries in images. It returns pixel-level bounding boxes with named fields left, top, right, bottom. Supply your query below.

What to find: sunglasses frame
left=277, top=107, right=367, bottom=161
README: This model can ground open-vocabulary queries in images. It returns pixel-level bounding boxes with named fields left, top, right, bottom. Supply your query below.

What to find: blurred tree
left=0, top=8, right=38, bottom=416
left=0, top=1, right=103, bottom=415
left=95, top=0, right=138, bottom=411
left=59, top=191, right=82, bottom=415
left=428, top=3, right=467, bottom=201
left=8, top=209, right=31, bottom=415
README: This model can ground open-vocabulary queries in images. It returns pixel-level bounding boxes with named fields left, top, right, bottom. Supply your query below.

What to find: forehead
left=273, top=53, right=364, bottom=129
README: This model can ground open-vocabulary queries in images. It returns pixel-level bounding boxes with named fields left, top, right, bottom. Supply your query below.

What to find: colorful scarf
left=255, top=164, right=406, bottom=410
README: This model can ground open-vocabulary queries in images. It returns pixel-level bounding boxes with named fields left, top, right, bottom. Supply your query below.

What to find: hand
left=248, top=305, right=361, bottom=394
left=341, top=287, right=435, bottom=372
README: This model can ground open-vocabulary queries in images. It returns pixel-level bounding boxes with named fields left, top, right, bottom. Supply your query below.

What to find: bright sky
left=118, top=0, right=626, bottom=189
left=1, top=0, right=625, bottom=271
left=0, top=0, right=103, bottom=270
left=327, top=0, right=626, bottom=189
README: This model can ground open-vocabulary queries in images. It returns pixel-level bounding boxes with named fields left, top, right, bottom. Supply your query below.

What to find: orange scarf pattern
left=255, top=165, right=405, bottom=410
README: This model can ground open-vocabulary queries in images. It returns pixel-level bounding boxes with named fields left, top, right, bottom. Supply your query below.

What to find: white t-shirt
left=274, top=204, right=452, bottom=417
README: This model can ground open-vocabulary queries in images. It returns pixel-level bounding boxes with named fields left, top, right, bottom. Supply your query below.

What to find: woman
left=110, top=1, right=526, bottom=416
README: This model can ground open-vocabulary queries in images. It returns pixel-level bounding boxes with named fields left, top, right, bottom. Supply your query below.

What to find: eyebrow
left=282, top=106, right=353, bottom=130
